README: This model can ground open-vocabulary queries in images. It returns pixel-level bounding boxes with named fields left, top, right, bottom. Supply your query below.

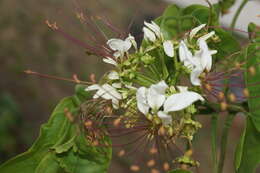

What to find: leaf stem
left=211, top=114, right=218, bottom=173
left=217, top=113, right=235, bottom=173
left=205, top=0, right=213, bottom=29
left=230, top=0, right=249, bottom=30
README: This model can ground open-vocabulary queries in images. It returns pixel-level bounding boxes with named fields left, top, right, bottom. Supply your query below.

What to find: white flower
left=189, top=24, right=206, bottom=39
left=147, top=81, right=168, bottom=110
left=144, top=21, right=162, bottom=38
left=136, top=87, right=149, bottom=115
left=126, top=34, right=137, bottom=50
left=107, top=34, right=136, bottom=58
left=163, top=40, right=174, bottom=57
left=85, top=84, right=122, bottom=109
left=189, top=40, right=217, bottom=86
left=179, top=41, right=198, bottom=69
left=108, top=71, right=119, bottom=80
left=143, top=21, right=163, bottom=42
left=136, top=81, right=204, bottom=125
left=143, top=27, right=156, bottom=42
left=179, top=39, right=217, bottom=86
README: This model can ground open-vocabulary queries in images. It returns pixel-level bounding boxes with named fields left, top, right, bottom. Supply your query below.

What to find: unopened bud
left=168, top=127, right=174, bottom=137
left=149, top=147, right=158, bottom=155
left=64, top=108, right=74, bottom=122
left=146, top=114, right=153, bottom=121
left=92, top=140, right=99, bottom=146
left=147, top=159, right=155, bottom=167
left=243, top=88, right=250, bottom=97
left=228, top=93, right=236, bottom=102
left=105, top=106, right=113, bottom=115
left=205, top=83, right=212, bottom=91
left=220, top=102, right=228, bottom=111
left=158, top=126, right=166, bottom=136
left=163, top=162, right=170, bottom=171
left=249, top=66, right=256, bottom=76
left=185, top=149, right=193, bottom=156
left=218, top=92, right=225, bottom=101
left=154, top=117, right=161, bottom=125
left=130, top=165, right=140, bottom=172
left=235, top=62, right=241, bottom=69
left=84, top=120, right=93, bottom=128
left=151, top=168, right=160, bottom=173
left=113, top=118, right=121, bottom=127
left=90, top=73, right=96, bottom=83
left=118, top=150, right=125, bottom=157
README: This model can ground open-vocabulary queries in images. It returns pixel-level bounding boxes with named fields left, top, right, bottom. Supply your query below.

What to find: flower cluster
left=85, top=21, right=220, bottom=169
left=86, top=22, right=216, bottom=120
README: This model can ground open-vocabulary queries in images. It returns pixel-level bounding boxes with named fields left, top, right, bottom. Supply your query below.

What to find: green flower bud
left=141, top=54, right=155, bottom=65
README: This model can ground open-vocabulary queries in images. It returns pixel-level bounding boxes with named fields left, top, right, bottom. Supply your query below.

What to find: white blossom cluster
left=85, top=22, right=217, bottom=126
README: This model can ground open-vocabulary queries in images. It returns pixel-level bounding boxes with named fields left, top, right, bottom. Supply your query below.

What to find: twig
left=24, top=70, right=92, bottom=85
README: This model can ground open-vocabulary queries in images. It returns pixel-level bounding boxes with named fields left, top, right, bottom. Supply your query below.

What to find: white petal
left=150, top=81, right=169, bottom=94
left=189, top=24, right=206, bottom=39
left=198, top=40, right=212, bottom=71
left=112, top=98, right=119, bottom=109
left=211, top=50, right=218, bottom=55
left=198, top=31, right=215, bottom=43
left=190, top=67, right=203, bottom=86
left=107, top=39, right=125, bottom=51
left=177, top=86, right=188, bottom=92
left=147, top=87, right=166, bottom=110
left=147, top=81, right=168, bottom=110
left=136, top=87, right=149, bottom=115
left=108, top=71, right=119, bottom=80
left=163, top=40, right=174, bottom=57
left=113, top=51, right=121, bottom=58
left=144, top=21, right=161, bottom=38
left=179, top=41, right=197, bottom=67
left=112, top=83, right=122, bottom=88
left=126, top=34, right=137, bottom=50
left=103, top=58, right=118, bottom=66
left=102, top=84, right=122, bottom=100
left=179, top=41, right=187, bottom=62
left=125, top=84, right=137, bottom=90
left=122, top=39, right=132, bottom=52
left=158, top=111, right=172, bottom=125
left=85, top=84, right=101, bottom=91
left=143, top=27, right=156, bottom=42
left=163, top=91, right=204, bottom=112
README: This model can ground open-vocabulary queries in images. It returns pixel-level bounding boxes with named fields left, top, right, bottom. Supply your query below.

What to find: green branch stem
left=230, top=0, right=249, bottom=30
left=211, top=114, right=218, bottom=173
left=217, top=113, right=236, bottom=173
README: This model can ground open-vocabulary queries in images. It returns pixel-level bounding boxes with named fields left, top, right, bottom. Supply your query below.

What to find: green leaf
left=168, top=169, right=192, bottom=173
left=219, top=0, right=236, bottom=14
left=158, top=4, right=220, bottom=40
left=236, top=118, right=260, bottom=173
left=248, top=23, right=260, bottom=43
left=35, top=153, right=63, bottom=173
left=0, top=86, right=112, bottom=173
left=234, top=123, right=246, bottom=170
left=210, top=28, right=241, bottom=62
left=245, top=43, right=260, bottom=131
left=52, top=136, right=76, bottom=154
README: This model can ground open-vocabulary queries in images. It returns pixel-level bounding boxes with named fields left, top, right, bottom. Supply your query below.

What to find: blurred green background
left=0, top=0, right=247, bottom=172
